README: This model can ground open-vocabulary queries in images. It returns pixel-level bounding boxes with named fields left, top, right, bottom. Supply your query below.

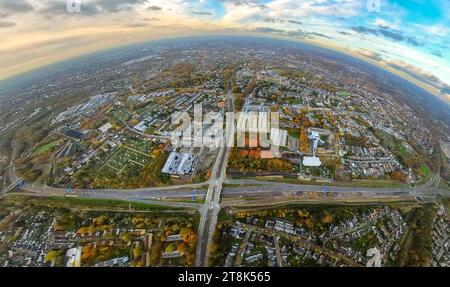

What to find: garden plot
left=103, top=144, right=150, bottom=175
left=107, top=106, right=132, bottom=124
left=123, top=138, right=152, bottom=154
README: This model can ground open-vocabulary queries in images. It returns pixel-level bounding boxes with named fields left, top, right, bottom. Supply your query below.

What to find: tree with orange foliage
left=300, top=129, right=310, bottom=153
left=390, top=170, right=407, bottom=181
left=267, top=158, right=292, bottom=171
left=130, top=118, right=139, bottom=126
left=151, top=148, right=162, bottom=157
left=304, top=218, right=314, bottom=230
left=180, top=227, right=197, bottom=246
left=322, top=214, right=333, bottom=224
left=185, top=253, right=194, bottom=266
left=178, top=242, right=186, bottom=254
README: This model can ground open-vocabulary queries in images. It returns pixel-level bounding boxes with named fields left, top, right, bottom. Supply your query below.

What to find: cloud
left=37, top=0, right=148, bottom=17
left=191, top=11, right=214, bottom=16
left=378, top=29, right=423, bottom=47
left=311, top=32, right=333, bottom=39
left=265, top=0, right=362, bottom=18
left=415, top=23, right=449, bottom=37
left=351, top=26, right=424, bottom=47
left=94, top=0, right=148, bottom=13
left=0, top=0, right=34, bottom=14
left=220, top=0, right=266, bottom=7
left=287, top=20, right=302, bottom=25
left=372, top=18, right=398, bottom=29
left=252, top=27, right=333, bottom=40
left=338, top=31, right=351, bottom=36
left=125, top=22, right=148, bottom=28
left=285, top=30, right=311, bottom=39
left=141, top=17, right=160, bottom=22
left=387, top=59, right=449, bottom=90
left=263, top=17, right=284, bottom=23
left=431, top=50, right=442, bottom=58
left=356, top=49, right=383, bottom=61
left=351, top=26, right=373, bottom=34
left=147, top=5, right=162, bottom=11
left=253, top=27, right=284, bottom=34
left=0, top=20, right=15, bottom=27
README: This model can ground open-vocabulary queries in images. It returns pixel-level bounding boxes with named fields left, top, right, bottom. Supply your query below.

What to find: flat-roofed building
left=302, top=156, right=322, bottom=167
left=271, top=128, right=288, bottom=147
left=64, top=129, right=85, bottom=141
left=98, top=122, right=112, bottom=133
left=237, top=112, right=259, bottom=133
left=258, top=112, right=269, bottom=133
left=134, top=121, right=148, bottom=132
left=162, top=152, right=198, bottom=176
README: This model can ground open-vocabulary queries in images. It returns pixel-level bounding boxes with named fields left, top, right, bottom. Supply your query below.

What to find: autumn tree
left=391, top=170, right=407, bottom=181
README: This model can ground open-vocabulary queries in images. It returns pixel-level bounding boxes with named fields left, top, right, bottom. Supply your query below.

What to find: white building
left=270, top=128, right=288, bottom=147
left=162, top=152, right=198, bottom=176
left=302, top=156, right=322, bottom=167
left=98, top=122, right=112, bottom=133
left=134, top=121, right=148, bottom=133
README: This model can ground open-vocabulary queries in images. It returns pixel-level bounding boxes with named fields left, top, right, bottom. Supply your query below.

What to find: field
left=35, top=140, right=62, bottom=155
left=106, top=106, right=132, bottom=125
left=397, top=143, right=412, bottom=158
left=70, top=135, right=171, bottom=189
left=235, top=176, right=404, bottom=188
left=336, top=91, right=350, bottom=97
left=104, top=145, right=149, bottom=173
left=419, top=163, right=431, bottom=178
left=16, top=196, right=179, bottom=211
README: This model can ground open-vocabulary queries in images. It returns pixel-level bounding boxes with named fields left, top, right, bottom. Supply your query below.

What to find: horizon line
left=1, top=32, right=449, bottom=106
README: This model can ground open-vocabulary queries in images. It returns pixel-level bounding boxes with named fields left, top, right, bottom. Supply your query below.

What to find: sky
left=0, top=0, right=449, bottom=102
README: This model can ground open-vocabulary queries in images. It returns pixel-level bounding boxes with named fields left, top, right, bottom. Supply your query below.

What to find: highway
left=223, top=178, right=449, bottom=197
left=5, top=175, right=447, bottom=202
left=4, top=191, right=203, bottom=211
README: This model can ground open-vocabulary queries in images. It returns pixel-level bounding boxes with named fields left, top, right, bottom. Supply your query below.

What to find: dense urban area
left=0, top=36, right=449, bottom=267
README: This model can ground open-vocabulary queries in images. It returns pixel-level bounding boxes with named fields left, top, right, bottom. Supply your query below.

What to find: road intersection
left=1, top=91, right=449, bottom=266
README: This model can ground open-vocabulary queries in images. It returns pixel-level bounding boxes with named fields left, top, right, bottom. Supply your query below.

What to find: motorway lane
left=10, top=174, right=450, bottom=203
left=4, top=191, right=201, bottom=210
left=195, top=148, right=227, bottom=266
left=21, top=183, right=208, bottom=198
left=224, top=178, right=449, bottom=197
left=24, top=180, right=209, bottom=194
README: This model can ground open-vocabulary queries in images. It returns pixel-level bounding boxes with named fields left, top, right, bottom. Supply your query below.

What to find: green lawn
left=419, top=163, right=431, bottom=178
left=235, top=176, right=404, bottom=188
left=288, top=130, right=300, bottom=139
left=35, top=140, right=62, bottom=154
left=6, top=195, right=183, bottom=211
left=336, top=91, right=350, bottom=97
left=396, top=143, right=414, bottom=159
